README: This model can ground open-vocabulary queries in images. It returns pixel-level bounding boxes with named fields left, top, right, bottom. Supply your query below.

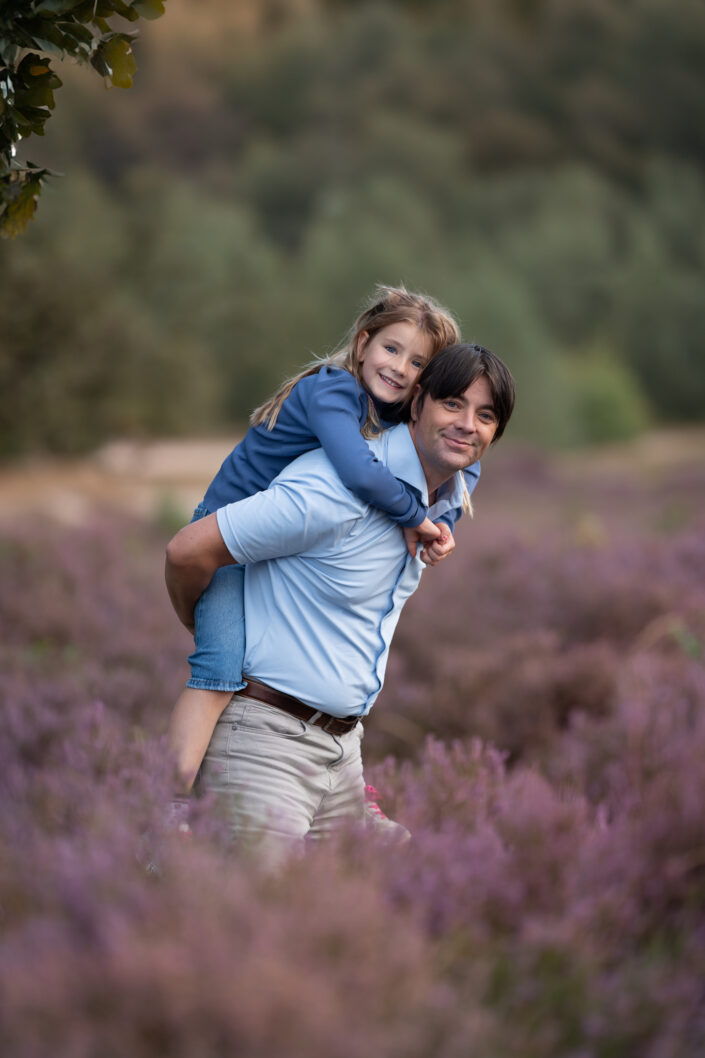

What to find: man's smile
left=441, top=433, right=474, bottom=451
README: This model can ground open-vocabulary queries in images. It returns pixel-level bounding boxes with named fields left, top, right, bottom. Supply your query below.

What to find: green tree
left=0, top=0, right=166, bottom=238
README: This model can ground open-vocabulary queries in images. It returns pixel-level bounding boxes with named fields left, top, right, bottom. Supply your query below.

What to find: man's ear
left=409, top=384, right=422, bottom=423
left=355, top=330, right=369, bottom=362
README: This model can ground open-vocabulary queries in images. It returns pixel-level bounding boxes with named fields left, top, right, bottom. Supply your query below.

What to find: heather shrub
left=0, top=835, right=440, bottom=1058
left=1, top=446, right=705, bottom=1056
left=370, top=518, right=705, bottom=763
left=362, top=717, right=705, bottom=1058
left=0, top=518, right=189, bottom=735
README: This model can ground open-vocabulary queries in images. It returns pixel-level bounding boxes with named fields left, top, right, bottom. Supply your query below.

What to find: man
left=165, top=343, right=515, bottom=859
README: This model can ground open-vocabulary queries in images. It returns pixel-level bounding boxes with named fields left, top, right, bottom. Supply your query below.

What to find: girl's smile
left=356, top=321, right=432, bottom=405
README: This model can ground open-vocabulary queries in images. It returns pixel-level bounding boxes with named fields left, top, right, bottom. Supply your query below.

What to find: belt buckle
left=321, top=715, right=342, bottom=734
left=331, top=715, right=358, bottom=734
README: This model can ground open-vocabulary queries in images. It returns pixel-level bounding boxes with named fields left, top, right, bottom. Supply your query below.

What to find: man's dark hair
left=412, top=343, right=515, bottom=442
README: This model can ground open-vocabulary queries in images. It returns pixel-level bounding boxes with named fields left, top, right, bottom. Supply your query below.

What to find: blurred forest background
left=2, top=0, right=704, bottom=459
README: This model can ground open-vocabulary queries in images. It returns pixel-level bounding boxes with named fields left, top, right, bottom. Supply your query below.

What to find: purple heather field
left=1, top=436, right=704, bottom=1058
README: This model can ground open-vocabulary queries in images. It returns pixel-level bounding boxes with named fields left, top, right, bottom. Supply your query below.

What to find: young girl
left=166, top=285, right=479, bottom=832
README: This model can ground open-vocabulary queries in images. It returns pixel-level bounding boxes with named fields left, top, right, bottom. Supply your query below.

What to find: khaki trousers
left=201, top=694, right=365, bottom=863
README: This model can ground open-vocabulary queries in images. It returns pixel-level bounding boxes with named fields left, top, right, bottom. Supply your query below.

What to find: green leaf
left=99, top=35, right=137, bottom=89
left=0, top=177, right=42, bottom=238
left=13, top=104, right=53, bottom=134
left=31, top=0, right=85, bottom=14
left=15, top=55, right=61, bottom=112
left=17, top=52, right=58, bottom=79
left=81, top=1, right=127, bottom=15
left=15, top=83, right=56, bottom=109
left=56, top=20, right=95, bottom=48
left=18, top=24, right=72, bottom=60
left=66, top=0, right=100, bottom=16
left=90, top=49, right=112, bottom=78
left=101, top=0, right=140, bottom=20
left=25, top=162, right=59, bottom=176
left=132, top=0, right=166, bottom=20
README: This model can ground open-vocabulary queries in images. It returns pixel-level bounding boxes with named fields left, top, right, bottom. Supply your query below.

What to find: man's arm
left=166, top=453, right=363, bottom=630
left=165, top=513, right=236, bottom=632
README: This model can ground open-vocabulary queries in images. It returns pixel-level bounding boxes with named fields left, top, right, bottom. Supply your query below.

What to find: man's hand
left=402, top=516, right=441, bottom=559
left=420, top=523, right=455, bottom=566
left=165, top=513, right=236, bottom=633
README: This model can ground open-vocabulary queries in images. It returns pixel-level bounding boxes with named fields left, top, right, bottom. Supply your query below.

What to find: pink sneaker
left=364, top=785, right=411, bottom=846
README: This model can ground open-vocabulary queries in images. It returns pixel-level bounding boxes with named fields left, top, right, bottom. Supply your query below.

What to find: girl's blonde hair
left=250, top=284, right=461, bottom=435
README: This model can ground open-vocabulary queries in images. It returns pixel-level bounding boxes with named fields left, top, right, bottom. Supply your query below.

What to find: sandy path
left=0, top=438, right=238, bottom=526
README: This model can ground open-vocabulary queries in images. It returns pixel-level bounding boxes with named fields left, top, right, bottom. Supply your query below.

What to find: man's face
left=409, top=375, right=499, bottom=489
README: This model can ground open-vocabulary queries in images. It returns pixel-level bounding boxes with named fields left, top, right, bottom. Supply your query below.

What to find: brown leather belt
left=234, top=678, right=361, bottom=736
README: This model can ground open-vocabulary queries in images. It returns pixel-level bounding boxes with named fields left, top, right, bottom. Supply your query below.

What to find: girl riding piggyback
left=167, top=285, right=478, bottom=809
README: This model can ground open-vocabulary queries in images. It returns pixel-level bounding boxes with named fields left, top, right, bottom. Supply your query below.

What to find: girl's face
left=356, top=321, right=432, bottom=405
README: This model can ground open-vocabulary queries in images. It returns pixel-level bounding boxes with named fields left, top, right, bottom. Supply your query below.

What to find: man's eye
left=480, top=412, right=497, bottom=423
left=445, top=400, right=459, bottom=409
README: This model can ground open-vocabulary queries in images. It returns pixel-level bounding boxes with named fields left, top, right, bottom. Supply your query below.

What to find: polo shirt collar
left=371, top=424, right=466, bottom=515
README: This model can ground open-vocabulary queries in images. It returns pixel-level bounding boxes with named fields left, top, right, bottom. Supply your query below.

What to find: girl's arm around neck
left=307, top=368, right=427, bottom=528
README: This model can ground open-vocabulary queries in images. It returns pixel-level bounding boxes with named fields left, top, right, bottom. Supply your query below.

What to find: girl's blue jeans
left=186, top=503, right=247, bottom=692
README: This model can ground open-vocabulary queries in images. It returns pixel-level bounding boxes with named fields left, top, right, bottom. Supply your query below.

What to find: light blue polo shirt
left=216, top=424, right=465, bottom=717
